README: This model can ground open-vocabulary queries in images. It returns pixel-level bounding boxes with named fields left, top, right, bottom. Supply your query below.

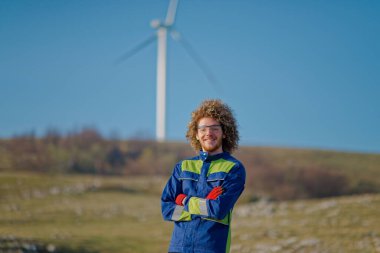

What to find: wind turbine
left=151, top=0, right=179, bottom=142
left=116, top=0, right=218, bottom=142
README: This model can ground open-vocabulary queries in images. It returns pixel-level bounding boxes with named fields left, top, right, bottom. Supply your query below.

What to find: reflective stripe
left=206, top=178, right=225, bottom=182
left=171, top=205, right=184, bottom=221
left=199, top=198, right=208, bottom=216
left=202, top=211, right=230, bottom=225
left=178, top=177, right=198, bottom=181
left=206, top=172, right=227, bottom=182
left=179, top=211, right=192, bottom=221
left=181, top=160, right=202, bottom=174
left=188, top=197, right=208, bottom=216
left=207, top=159, right=235, bottom=176
left=172, top=205, right=192, bottom=221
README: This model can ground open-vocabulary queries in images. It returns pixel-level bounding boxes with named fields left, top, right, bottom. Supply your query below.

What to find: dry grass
left=1, top=172, right=379, bottom=252
left=232, top=194, right=380, bottom=252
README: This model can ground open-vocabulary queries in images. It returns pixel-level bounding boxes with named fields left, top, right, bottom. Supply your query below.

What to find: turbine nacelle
left=150, top=19, right=172, bottom=29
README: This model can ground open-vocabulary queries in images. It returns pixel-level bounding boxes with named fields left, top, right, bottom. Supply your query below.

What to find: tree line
left=1, top=127, right=379, bottom=200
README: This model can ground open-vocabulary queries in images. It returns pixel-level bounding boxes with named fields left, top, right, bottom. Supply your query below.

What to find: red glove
left=206, top=186, right=223, bottom=200
left=175, top=193, right=187, bottom=206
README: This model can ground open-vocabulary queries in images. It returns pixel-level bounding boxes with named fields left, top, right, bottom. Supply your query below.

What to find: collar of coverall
left=199, top=150, right=228, bottom=162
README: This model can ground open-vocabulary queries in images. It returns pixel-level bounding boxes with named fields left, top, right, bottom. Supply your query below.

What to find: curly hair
left=186, top=99, right=240, bottom=153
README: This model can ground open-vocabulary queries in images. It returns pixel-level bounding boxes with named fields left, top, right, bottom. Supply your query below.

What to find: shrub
left=298, top=167, right=349, bottom=198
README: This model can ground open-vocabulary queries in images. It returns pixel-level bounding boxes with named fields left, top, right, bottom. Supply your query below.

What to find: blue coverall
left=161, top=151, right=246, bottom=253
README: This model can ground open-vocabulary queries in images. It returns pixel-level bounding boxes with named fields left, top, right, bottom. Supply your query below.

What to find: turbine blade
left=165, top=0, right=179, bottom=26
left=115, top=34, right=156, bottom=65
left=171, top=30, right=222, bottom=93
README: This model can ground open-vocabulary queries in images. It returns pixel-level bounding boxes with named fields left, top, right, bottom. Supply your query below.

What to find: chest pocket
left=206, top=172, right=228, bottom=187
left=179, top=171, right=199, bottom=194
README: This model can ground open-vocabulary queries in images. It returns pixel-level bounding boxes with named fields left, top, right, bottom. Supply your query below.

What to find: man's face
left=196, top=117, right=224, bottom=155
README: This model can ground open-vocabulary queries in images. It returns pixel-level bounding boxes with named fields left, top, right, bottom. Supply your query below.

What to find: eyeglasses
left=197, top=124, right=222, bottom=133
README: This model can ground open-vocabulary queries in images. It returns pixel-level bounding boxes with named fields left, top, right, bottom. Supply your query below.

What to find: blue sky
left=1, top=0, right=379, bottom=153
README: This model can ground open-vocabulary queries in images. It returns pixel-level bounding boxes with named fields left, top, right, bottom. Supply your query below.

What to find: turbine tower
left=151, top=0, right=179, bottom=142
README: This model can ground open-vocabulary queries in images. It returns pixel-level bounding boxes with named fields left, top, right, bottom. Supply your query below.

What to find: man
left=161, top=99, right=246, bottom=253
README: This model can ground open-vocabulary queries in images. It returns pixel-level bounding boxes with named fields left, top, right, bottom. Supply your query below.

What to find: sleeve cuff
left=187, top=197, right=208, bottom=216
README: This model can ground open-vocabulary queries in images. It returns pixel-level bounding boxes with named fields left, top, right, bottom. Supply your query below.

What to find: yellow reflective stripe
left=179, top=210, right=192, bottom=221
left=172, top=205, right=192, bottom=221
left=202, top=212, right=230, bottom=225
left=188, top=197, right=208, bottom=216
left=207, top=159, right=235, bottom=176
left=181, top=160, right=202, bottom=174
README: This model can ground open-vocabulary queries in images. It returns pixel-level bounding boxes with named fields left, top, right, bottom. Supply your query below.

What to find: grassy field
left=1, top=172, right=380, bottom=253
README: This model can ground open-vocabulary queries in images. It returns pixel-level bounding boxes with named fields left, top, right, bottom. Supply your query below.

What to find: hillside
left=0, top=172, right=379, bottom=253
left=236, top=146, right=380, bottom=200
left=1, top=130, right=380, bottom=200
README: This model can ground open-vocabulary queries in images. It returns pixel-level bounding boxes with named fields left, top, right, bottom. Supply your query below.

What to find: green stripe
left=226, top=210, right=232, bottom=253
left=202, top=211, right=230, bottom=225
left=181, top=160, right=202, bottom=174
left=226, top=224, right=231, bottom=253
left=207, top=159, right=235, bottom=176
left=178, top=210, right=192, bottom=221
